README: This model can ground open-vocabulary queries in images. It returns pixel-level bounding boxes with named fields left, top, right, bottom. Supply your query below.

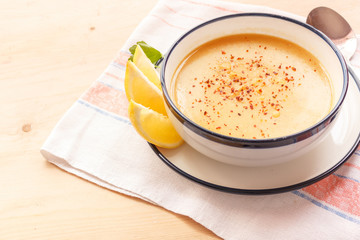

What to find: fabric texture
left=41, top=0, right=360, bottom=239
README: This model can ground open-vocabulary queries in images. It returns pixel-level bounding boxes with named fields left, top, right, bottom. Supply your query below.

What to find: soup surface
left=172, top=34, right=333, bottom=139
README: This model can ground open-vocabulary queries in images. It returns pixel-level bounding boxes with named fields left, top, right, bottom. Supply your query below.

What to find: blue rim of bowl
left=149, top=72, right=360, bottom=195
left=160, top=13, right=349, bottom=148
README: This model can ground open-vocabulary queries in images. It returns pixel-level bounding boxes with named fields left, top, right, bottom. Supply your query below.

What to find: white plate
left=150, top=74, right=360, bottom=194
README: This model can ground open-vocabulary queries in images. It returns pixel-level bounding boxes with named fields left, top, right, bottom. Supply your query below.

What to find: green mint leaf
left=128, top=41, right=163, bottom=67
left=128, top=44, right=137, bottom=62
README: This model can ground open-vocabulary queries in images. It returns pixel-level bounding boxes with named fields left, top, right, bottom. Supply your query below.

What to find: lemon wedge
left=133, top=45, right=162, bottom=90
left=124, top=60, right=167, bottom=116
left=128, top=100, right=183, bottom=148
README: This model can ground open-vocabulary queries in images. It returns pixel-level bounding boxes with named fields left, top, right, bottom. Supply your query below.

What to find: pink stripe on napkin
left=81, top=82, right=128, bottom=118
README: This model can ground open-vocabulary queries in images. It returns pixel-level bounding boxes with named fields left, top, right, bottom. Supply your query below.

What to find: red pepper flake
left=246, top=50, right=249, bottom=52
left=216, top=126, right=221, bottom=130
left=254, top=125, right=257, bottom=128
left=204, top=111, right=207, bottom=116
left=189, top=91, right=191, bottom=94
left=221, top=50, right=226, bottom=54
left=292, top=67, right=296, bottom=71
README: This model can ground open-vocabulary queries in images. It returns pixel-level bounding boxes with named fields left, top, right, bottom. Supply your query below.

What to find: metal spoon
left=306, top=6, right=359, bottom=83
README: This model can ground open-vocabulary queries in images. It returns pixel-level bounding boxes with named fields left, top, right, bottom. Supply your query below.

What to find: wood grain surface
left=1, top=0, right=359, bottom=239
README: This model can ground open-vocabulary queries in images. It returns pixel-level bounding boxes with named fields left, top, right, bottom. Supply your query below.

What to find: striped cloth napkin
left=41, top=0, right=360, bottom=239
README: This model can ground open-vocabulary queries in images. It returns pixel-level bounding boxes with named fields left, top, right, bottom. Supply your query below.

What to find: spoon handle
left=348, top=66, right=360, bottom=89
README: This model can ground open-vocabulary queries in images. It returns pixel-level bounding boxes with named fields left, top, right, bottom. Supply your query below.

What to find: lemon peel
left=133, top=45, right=162, bottom=90
left=124, top=60, right=167, bottom=116
left=128, top=100, right=183, bottom=148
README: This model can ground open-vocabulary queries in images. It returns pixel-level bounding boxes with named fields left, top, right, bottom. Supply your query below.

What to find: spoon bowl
left=307, top=6, right=359, bottom=83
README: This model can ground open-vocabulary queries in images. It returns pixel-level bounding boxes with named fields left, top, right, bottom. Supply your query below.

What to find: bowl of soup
left=160, top=13, right=348, bottom=167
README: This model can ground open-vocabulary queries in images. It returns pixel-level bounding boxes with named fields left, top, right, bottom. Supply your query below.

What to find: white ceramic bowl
left=160, top=13, right=349, bottom=167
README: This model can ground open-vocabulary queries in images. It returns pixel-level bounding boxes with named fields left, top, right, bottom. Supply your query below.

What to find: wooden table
left=1, top=0, right=359, bottom=239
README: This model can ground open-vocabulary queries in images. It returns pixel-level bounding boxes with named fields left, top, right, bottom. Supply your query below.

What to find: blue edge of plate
left=149, top=71, right=360, bottom=195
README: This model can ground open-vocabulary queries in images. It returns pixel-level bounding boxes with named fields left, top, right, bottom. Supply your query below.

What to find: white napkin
left=41, top=0, right=360, bottom=239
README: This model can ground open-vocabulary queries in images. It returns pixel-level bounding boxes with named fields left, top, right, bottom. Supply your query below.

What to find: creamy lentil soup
left=172, top=34, right=334, bottom=139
